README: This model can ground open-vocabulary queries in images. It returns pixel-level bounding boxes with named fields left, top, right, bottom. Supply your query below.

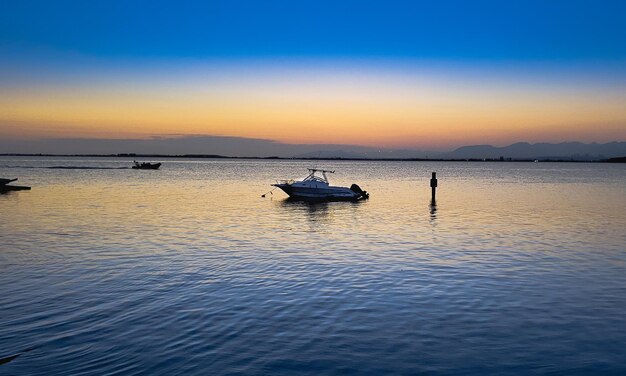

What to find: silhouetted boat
left=132, top=161, right=161, bottom=170
left=0, top=178, right=31, bottom=193
left=272, top=169, right=369, bottom=200
left=0, top=178, right=17, bottom=185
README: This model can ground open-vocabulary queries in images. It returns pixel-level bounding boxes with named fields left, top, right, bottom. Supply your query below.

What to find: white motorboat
left=272, top=169, right=369, bottom=200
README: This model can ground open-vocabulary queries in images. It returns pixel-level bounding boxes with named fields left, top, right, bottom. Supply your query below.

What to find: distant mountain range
left=1, top=136, right=624, bottom=161
left=295, top=142, right=626, bottom=161
left=440, top=142, right=626, bottom=161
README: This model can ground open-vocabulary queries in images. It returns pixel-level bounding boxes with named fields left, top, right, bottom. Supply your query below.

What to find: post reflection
left=429, top=199, right=437, bottom=223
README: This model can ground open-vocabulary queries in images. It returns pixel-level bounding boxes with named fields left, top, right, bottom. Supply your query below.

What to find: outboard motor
left=350, top=184, right=369, bottom=199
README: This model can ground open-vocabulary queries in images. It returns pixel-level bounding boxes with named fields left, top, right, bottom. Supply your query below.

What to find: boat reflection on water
left=277, top=196, right=367, bottom=225
left=280, top=197, right=330, bottom=212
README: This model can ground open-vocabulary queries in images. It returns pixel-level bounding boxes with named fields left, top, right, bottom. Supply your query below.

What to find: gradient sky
left=1, top=0, right=625, bottom=150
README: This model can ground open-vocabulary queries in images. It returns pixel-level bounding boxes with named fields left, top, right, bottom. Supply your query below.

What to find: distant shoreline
left=1, top=153, right=624, bottom=163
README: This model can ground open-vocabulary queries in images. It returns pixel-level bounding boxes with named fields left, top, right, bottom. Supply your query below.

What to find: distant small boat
left=272, top=169, right=369, bottom=200
left=132, top=161, right=161, bottom=170
left=0, top=178, right=17, bottom=185
left=0, top=177, right=31, bottom=193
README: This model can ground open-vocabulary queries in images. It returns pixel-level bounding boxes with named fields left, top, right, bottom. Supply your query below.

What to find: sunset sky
left=1, top=0, right=625, bottom=151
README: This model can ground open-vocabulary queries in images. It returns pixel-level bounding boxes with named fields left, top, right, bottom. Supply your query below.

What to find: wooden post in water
left=430, top=172, right=437, bottom=201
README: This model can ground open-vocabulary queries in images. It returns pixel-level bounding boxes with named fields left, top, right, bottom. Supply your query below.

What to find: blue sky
left=2, top=0, right=625, bottom=61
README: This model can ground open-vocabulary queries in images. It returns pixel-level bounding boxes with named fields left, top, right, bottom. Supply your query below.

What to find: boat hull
left=0, top=185, right=31, bottom=193
left=273, top=184, right=367, bottom=200
left=132, top=163, right=161, bottom=170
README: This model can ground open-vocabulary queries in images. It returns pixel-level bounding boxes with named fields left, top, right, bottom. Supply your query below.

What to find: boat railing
left=276, top=179, right=295, bottom=185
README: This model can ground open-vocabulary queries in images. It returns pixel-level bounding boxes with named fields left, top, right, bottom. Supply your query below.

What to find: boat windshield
left=302, top=169, right=334, bottom=184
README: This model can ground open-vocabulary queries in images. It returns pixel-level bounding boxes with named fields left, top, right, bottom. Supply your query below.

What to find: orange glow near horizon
left=1, top=63, right=625, bottom=149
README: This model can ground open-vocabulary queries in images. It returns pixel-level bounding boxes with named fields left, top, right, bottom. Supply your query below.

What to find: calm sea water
left=1, top=157, right=625, bottom=375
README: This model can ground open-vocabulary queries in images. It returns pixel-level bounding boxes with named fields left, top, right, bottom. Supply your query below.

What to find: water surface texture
left=1, top=157, right=625, bottom=375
